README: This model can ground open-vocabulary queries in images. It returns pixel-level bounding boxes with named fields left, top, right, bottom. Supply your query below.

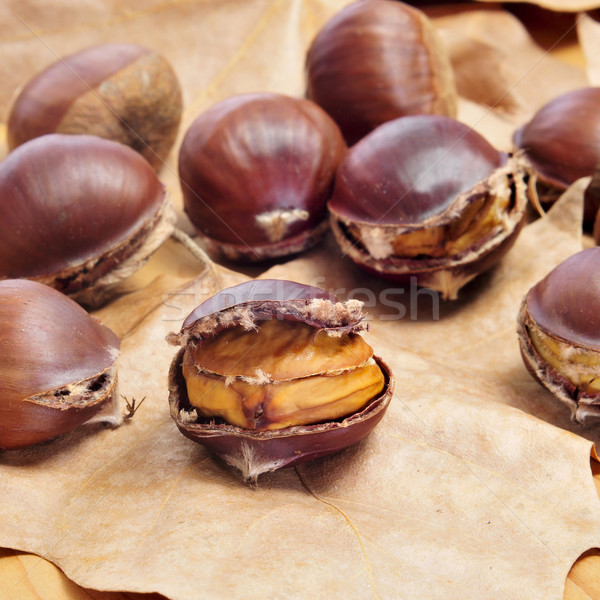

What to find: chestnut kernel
left=0, top=134, right=174, bottom=307
left=0, top=279, right=120, bottom=450
left=7, top=43, right=182, bottom=170
left=167, top=279, right=393, bottom=481
left=517, top=247, right=600, bottom=423
left=513, top=87, right=600, bottom=225
left=328, top=115, right=533, bottom=300
left=306, top=0, right=457, bottom=145
left=178, top=93, right=346, bottom=262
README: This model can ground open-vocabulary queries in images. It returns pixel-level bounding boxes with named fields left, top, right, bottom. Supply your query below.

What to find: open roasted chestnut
left=328, top=115, right=534, bottom=300
left=7, top=43, right=182, bottom=170
left=513, top=87, right=600, bottom=226
left=0, top=279, right=120, bottom=450
left=518, top=248, right=600, bottom=423
left=0, top=134, right=174, bottom=307
left=306, top=0, right=457, bottom=145
left=167, top=279, right=393, bottom=481
left=178, top=93, right=346, bottom=262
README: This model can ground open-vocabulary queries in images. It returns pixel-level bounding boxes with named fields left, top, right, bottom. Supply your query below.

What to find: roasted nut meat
left=0, top=279, right=120, bottom=450
left=518, top=248, right=600, bottom=423
left=167, top=279, right=393, bottom=481
left=328, top=115, right=534, bottom=300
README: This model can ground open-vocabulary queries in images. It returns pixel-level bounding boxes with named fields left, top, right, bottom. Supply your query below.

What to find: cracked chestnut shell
left=7, top=43, right=182, bottom=170
left=306, top=0, right=457, bottom=145
left=0, top=134, right=174, bottom=307
left=328, top=115, right=533, bottom=300
left=167, top=279, right=393, bottom=481
left=178, top=93, right=346, bottom=262
left=0, top=279, right=120, bottom=450
left=513, top=87, right=600, bottom=225
left=518, top=248, right=600, bottom=424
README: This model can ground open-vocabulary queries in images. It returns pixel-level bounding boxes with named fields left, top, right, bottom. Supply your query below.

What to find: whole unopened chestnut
left=178, top=93, right=346, bottom=262
left=0, top=134, right=174, bottom=307
left=513, top=87, right=600, bottom=225
left=518, top=248, right=600, bottom=423
left=0, top=279, right=120, bottom=450
left=306, top=0, right=457, bottom=145
left=7, top=43, right=182, bottom=170
left=167, top=279, right=393, bottom=481
left=328, top=115, right=533, bottom=300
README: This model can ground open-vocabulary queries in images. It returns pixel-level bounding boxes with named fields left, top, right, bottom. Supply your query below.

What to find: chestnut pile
left=3, top=0, right=599, bottom=470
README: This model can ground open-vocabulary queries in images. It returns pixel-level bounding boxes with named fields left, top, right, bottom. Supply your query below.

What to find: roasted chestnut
left=167, top=279, right=393, bottom=481
left=0, top=134, right=174, bottom=307
left=513, top=87, right=600, bottom=225
left=7, top=43, right=182, bottom=170
left=306, top=0, right=457, bottom=145
left=328, top=115, right=533, bottom=300
left=518, top=248, right=600, bottom=423
left=178, top=93, right=346, bottom=262
left=0, top=279, right=120, bottom=450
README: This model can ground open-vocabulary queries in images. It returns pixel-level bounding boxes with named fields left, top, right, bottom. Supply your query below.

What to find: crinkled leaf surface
left=1, top=2, right=600, bottom=600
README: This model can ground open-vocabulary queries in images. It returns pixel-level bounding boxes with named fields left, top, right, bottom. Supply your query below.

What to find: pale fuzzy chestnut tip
left=0, top=279, right=121, bottom=450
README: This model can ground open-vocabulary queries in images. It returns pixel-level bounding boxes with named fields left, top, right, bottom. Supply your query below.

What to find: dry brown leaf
left=578, top=12, right=600, bottom=84
left=1, top=2, right=600, bottom=600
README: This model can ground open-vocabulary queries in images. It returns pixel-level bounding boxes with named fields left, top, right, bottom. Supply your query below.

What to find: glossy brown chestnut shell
left=513, top=87, right=600, bottom=225
left=0, top=279, right=120, bottom=450
left=167, top=279, right=393, bottom=481
left=518, top=248, right=600, bottom=424
left=328, top=115, right=533, bottom=300
left=7, top=43, right=182, bottom=170
left=178, top=93, right=346, bottom=262
left=0, top=134, right=174, bottom=307
left=306, top=0, right=457, bottom=145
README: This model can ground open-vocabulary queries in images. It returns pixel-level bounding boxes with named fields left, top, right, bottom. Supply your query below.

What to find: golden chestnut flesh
left=0, top=279, right=120, bottom=450
left=0, top=134, right=173, bottom=307
left=328, top=115, right=533, bottom=300
left=178, top=93, right=346, bottom=262
left=7, top=43, right=182, bottom=170
left=517, top=248, right=600, bottom=423
left=306, top=0, right=457, bottom=145
left=168, top=279, right=393, bottom=481
left=513, top=87, right=600, bottom=225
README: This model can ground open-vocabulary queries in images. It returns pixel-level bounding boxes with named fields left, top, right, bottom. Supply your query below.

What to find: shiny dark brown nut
left=178, top=93, right=346, bottom=262
left=513, top=87, right=600, bottom=225
left=306, top=0, right=457, bottom=145
left=0, top=134, right=174, bottom=307
left=167, top=279, right=393, bottom=481
left=7, top=43, right=182, bottom=170
left=328, top=115, right=533, bottom=300
left=517, top=248, right=600, bottom=423
left=0, top=279, right=120, bottom=450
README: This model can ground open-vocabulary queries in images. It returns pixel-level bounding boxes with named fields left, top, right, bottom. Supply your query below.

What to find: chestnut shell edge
left=168, top=347, right=394, bottom=482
